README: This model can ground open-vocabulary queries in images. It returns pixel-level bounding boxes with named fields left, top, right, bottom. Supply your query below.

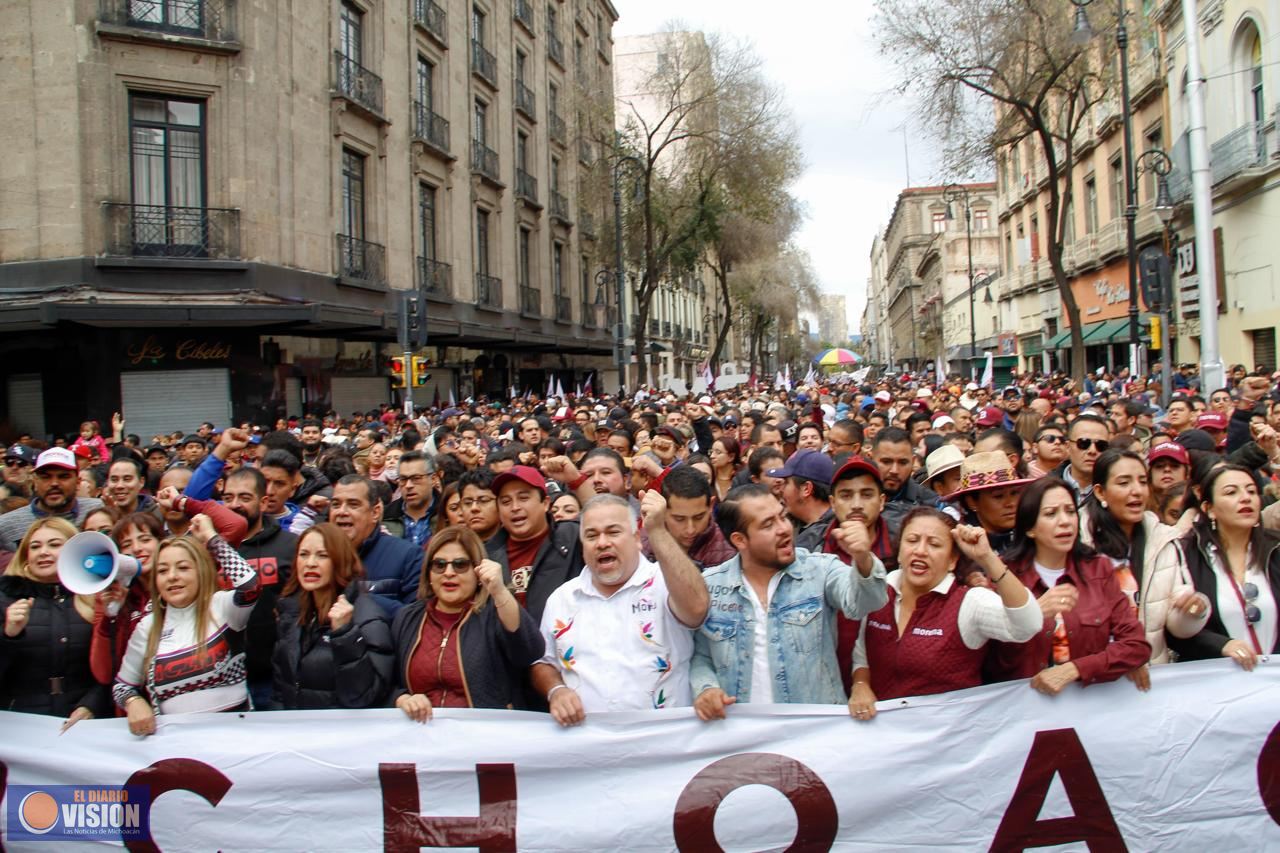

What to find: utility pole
left=399, top=289, right=428, bottom=415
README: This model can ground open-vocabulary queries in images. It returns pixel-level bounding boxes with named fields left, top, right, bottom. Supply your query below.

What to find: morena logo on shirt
left=911, top=627, right=944, bottom=638
left=867, top=619, right=893, bottom=632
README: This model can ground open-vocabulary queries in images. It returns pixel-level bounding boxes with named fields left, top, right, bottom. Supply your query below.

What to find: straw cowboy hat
left=943, top=450, right=1034, bottom=501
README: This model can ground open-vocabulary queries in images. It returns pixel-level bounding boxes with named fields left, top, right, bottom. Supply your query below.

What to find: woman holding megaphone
left=0, top=517, right=109, bottom=729
left=112, top=510, right=258, bottom=736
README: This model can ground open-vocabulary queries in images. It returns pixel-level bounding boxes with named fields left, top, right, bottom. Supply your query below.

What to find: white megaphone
left=58, top=532, right=141, bottom=616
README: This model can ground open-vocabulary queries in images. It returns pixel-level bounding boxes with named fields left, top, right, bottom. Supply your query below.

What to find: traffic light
left=411, top=356, right=430, bottom=386
left=389, top=357, right=407, bottom=389
left=1149, top=316, right=1162, bottom=349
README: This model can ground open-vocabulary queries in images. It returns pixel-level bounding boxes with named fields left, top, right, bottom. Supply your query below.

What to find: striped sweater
left=112, top=537, right=259, bottom=714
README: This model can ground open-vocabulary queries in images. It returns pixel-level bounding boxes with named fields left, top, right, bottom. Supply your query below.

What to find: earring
left=1211, top=516, right=1218, bottom=532
left=1100, top=500, right=1108, bottom=509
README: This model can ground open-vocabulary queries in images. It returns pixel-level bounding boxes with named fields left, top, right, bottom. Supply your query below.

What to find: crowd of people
left=1, top=359, right=1277, bottom=734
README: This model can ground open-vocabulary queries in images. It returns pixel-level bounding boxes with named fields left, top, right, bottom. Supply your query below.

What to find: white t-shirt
left=740, top=573, right=783, bottom=703
left=539, top=557, right=696, bottom=711
left=1034, top=563, right=1067, bottom=590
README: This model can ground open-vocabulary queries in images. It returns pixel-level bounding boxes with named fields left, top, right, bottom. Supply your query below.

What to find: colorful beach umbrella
left=814, top=348, right=863, bottom=366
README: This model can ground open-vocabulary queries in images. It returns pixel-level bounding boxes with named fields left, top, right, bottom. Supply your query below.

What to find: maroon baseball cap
left=492, top=465, right=548, bottom=497
left=976, top=406, right=1005, bottom=427
left=832, top=456, right=883, bottom=489
left=1196, top=411, right=1228, bottom=431
left=1148, top=443, right=1190, bottom=467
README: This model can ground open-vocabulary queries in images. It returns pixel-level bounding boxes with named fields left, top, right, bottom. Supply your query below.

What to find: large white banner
left=2, top=660, right=1279, bottom=851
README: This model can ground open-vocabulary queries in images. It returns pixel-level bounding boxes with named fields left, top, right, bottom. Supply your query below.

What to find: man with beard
left=299, top=418, right=324, bottom=466
left=691, top=483, right=889, bottom=719
left=385, top=451, right=436, bottom=548
left=221, top=466, right=297, bottom=709
left=0, top=449, right=105, bottom=551
left=769, top=449, right=836, bottom=553
left=541, top=447, right=633, bottom=506
left=872, top=427, right=940, bottom=530
left=532, top=491, right=709, bottom=724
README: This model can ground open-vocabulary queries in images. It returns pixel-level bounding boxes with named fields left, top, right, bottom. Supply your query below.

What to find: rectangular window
left=546, top=3, right=557, bottom=34
left=419, top=182, right=437, bottom=260
left=1144, top=128, right=1162, bottom=201
left=931, top=211, right=946, bottom=233
left=129, top=94, right=206, bottom=251
left=1012, top=145, right=1021, bottom=185
left=1109, top=155, right=1124, bottom=220
left=476, top=208, right=491, bottom=275
left=1252, top=327, right=1277, bottom=372
left=516, top=131, right=529, bottom=171
left=472, top=6, right=486, bottom=45
left=581, top=253, right=591, bottom=302
left=474, top=98, right=488, bottom=145
left=518, top=227, right=531, bottom=287
left=549, top=82, right=560, bottom=116
left=973, top=209, right=990, bottom=230
left=595, top=12, right=604, bottom=46
left=551, top=156, right=561, bottom=191
left=1084, top=176, right=1098, bottom=234
left=1029, top=213, right=1040, bottom=261
left=340, top=1, right=363, bottom=64
left=516, top=49, right=527, bottom=84
left=341, top=148, right=366, bottom=240
left=553, top=241, right=564, bottom=296
left=416, top=56, right=434, bottom=111
left=1063, top=199, right=1076, bottom=244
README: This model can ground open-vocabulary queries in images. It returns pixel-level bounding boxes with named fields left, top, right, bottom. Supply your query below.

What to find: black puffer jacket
left=271, top=581, right=394, bottom=710
left=484, top=519, right=582, bottom=624
left=0, top=576, right=109, bottom=718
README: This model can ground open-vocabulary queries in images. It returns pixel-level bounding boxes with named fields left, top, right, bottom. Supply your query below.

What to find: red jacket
left=985, top=553, right=1150, bottom=684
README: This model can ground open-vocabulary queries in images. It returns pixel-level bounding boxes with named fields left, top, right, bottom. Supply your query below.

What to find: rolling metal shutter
left=1252, top=328, right=1277, bottom=373
left=330, top=377, right=390, bottom=417
left=120, top=368, right=232, bottom=442
left=6, top=375, right=46, bottom=439
left=285, top=377, right=304, bottom=418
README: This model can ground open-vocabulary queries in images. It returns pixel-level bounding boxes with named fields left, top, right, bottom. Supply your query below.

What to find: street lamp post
left=608, top=133, right=645, bottom=396
left=1071, top=0, right=1141, bottom=379
left=1136, top=148, right=1177, bottom=405
left=943, top=183, right=976, bottom=380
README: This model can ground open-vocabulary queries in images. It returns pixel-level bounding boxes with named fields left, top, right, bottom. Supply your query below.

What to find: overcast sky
left=613, top=0, right=945, bottom=337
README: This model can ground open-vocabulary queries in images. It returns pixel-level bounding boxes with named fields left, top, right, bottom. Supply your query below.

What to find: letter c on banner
left=672, top=752, right=838, bottom=852
left=1259, top=720, right=1280, bottom=824
left=124, top=758, right=233, bottom=853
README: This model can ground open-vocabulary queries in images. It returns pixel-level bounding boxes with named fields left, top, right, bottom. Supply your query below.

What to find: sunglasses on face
left=1039, top=435, right=1066, bottom=444
left=429, top=558, right=475, bottom=574
left=1073, top=438, right=1110, bottom=452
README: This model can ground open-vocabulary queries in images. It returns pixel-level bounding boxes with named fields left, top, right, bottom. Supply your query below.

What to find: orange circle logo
left=19, top=791, right=59, bottom=834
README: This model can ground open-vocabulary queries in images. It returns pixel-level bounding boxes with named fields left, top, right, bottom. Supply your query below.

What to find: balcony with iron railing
left=663, top=320, right=672, bottom=338
left=334, top=51, right=384, bottom=118
left=1211, top=121, right=1266, bottom=186
left=102, top=203, right=241, bottom=260
left=515, top=80, right=536, bottom=120
left=412, top=0, right=447, bottom=46
left=471, top=140, right=501, bottom=185
left=96, top=0, right=239, bottom=51
left=471, top=40, right=497, bottom=88
left=520, top=285, right=542, bottom=317
left=514, top=0, right=535, bottom=34
left=476, top=273, right=502, bottom=310
left=555, top=294, right=572, bottom=324
left=579, top=210, right=595, bottom=238
left=412, top=100, right=450, bottom=156
left=550, top=190, right=571, bottom=224
left=417, top=257, right=452, bottom=301
left=548, top=32, right=565, bottom=67
left=581, top=301, right=599, bottom=328
left=515, top=169, right=539, bottom=207
left=549, top=112, right=567, bottom=146
left=335, top=234, right=386, bottom=288
left=649, top=319, right=661, bottom=336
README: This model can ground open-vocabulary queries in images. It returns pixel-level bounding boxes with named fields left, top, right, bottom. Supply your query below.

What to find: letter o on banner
left=1259, top=720, right=1280, bottom=824
left=672, top=752, right=838, bottom=853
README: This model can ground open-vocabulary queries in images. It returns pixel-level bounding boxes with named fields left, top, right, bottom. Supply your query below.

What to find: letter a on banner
left=990, top=729, right=1126, bottom=853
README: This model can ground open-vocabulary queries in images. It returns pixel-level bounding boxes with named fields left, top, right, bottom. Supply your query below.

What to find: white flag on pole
left=980, top=352, right=994, bottom=389
left=555, top=377, right=565, bottom=400
left=546, top=374, right=555, bottom=399
left=935, top=356, right=946, bottom=383
left=448, top=386, right=456, bottom=407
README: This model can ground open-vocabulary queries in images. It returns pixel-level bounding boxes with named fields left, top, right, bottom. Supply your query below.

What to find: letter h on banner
left=378, top=763, right=517, bottom=852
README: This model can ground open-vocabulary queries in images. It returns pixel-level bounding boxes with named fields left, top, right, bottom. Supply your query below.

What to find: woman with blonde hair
left=1, top=517, right=107, bottom=728
left=390, top=525, right=543, bottom=720
left=113, top=514, right=259, bottom=736
left=271, top=523, right=393, bottom=709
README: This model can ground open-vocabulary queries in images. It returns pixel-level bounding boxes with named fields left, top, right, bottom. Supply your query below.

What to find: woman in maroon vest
left=986, top=478, right=1151, bottom=694
left=849, top=508, right=1040, bottom=720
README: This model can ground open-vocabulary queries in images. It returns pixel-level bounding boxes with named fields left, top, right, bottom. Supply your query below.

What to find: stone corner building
left=0, top=0, right=620, bottom=440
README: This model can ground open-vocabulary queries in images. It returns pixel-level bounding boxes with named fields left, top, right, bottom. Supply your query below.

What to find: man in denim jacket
left=692, top=483, right=889, bottom=719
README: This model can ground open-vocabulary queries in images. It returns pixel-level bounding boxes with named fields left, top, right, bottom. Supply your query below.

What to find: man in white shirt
left=531, top=491, right=710, bottom=725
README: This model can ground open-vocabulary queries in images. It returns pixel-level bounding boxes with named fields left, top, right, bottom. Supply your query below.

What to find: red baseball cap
left=1196, top=411, right=1228, bottom=431
left=976, top=406, right=1005, bottom=427
left=492, top=465, right=548, bottom=497
left=1148, top=443, right=1190, bottom=467
left=832, top=456, right=883, bottom=489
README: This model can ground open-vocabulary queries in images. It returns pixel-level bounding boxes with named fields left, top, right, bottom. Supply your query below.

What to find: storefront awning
left=1047, top=318, right=1149, bottom=349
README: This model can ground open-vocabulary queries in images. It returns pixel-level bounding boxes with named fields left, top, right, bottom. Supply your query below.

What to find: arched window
left=1249, top=29, right=1264, bottom=123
